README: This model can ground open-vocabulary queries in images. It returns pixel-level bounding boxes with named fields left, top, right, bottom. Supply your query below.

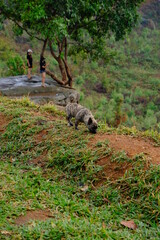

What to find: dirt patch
left=15, top=209, right=53, bottom=225
left=29, top=150, right=48, bottom=167
left=0, top=113, right=11, bottom=133
left=89, top=133, right=160, bottom=184
left=90, top=133, right=160, bottom=165
left=97, top=157, right=132, bottom=181
left=34, top=129, right=48, bottom=143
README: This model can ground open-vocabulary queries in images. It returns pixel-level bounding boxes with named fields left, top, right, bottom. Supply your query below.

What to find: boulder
left=0, top=75, right=80, bottom=106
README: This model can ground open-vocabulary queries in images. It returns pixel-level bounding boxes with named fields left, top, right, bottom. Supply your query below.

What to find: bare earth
left=15, top=210, right=52, bottom=225
left=90, top=133, right=160, bottom=165
left=89, top=133, right=160, bottom=182
left=0, top=113, right=10, bottom=133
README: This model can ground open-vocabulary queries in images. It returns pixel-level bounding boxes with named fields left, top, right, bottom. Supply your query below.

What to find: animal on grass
left=66, top=103, right=98, bottom=133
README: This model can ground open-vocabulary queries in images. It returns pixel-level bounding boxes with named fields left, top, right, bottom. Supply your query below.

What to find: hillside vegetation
left=0, top=21, right=160, bottom=132
left=74, top=27, right=160, bottom=130
left=0, top=97, right=160, bottom=239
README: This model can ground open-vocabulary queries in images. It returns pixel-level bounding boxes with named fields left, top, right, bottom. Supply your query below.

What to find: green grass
left=0, top=97, right=160, bottom=239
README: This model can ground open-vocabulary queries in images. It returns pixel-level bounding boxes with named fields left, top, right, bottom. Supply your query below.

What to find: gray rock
left=0, top=75, right=80, bottom=106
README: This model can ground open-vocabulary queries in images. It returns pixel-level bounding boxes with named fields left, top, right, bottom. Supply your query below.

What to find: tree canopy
left=0, top=0, right=144, bottom=86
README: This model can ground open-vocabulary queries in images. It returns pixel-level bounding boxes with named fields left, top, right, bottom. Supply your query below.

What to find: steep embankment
left=0, top=97, right=160, bottom=239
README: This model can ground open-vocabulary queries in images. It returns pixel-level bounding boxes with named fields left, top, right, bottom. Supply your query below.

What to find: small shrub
left=75, top=76, right=85, bottom=86
left=90, top=61, right=98, bottom=70
left=143, top=109, right=157, bottom=130
left=7, top=55, right=25, bottom=76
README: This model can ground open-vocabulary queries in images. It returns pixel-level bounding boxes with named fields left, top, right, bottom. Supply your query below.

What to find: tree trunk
left=63, top=59, right=73, bottom=87
left=47, top=39, right=73, bottom=88
left=41, top=38, right=48, bottom=56
left=57, top=56, right=67, bottom=83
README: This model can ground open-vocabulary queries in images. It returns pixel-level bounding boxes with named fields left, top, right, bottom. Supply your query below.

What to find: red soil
left=89, top=133, right=160, bottom=182
left=15, top=209, right=53, bottom=225
left=0, top=113, right=11, bottom=133
left=90, top=133, right=160, bottom=165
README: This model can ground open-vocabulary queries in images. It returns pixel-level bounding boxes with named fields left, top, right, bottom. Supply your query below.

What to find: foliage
left=7, top=55, right=25, bottom=76
left=0, top=0, right=145, bottom=86
left=0, top=0, right=144, bottom=44
left=0, top=34, right=26, bottom=76
left=0, top=38, right=12, bottom=61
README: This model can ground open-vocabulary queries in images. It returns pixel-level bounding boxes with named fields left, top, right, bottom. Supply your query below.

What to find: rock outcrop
left=0, top=75, right=80, bottom=106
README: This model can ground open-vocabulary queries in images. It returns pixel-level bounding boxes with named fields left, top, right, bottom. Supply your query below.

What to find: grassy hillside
left=0, top=97, right=160, bottom=239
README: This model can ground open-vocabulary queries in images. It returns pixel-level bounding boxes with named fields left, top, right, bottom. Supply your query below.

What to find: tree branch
left=56, top=37, right=62, bottom=54
left=2, top=12, right=45, bottom=41
left=46, top=70, right=65, bottom=85
left=64, top=37, right=67, bottom=61
left=41, top=38, right=48, bottom=56
left=48, top=41, right=58, bottom=61
left=14, top=21, right=45, bottom=41
left=62, top=59, right=73, bottom=87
